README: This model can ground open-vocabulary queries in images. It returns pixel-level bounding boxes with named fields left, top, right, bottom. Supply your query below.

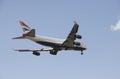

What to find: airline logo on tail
left=19, top=21, right=35, bottom=37
left=19, top=20, right=31, bottom=32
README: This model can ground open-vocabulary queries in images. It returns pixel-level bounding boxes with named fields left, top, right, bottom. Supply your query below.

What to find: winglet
left=74, top=21, right=77, bottom=24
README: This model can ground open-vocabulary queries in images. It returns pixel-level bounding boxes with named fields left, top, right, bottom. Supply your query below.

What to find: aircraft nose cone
left=84, top=47, right=87, bottom=50
left=80, top=42, right=87, bottom=50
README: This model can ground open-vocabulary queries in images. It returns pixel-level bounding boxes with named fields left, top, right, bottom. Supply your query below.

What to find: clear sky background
left=0, top=0, right=120, bottom=79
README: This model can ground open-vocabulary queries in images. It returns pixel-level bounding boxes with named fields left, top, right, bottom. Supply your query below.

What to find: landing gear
left=81, top=51, right=84, bottom=55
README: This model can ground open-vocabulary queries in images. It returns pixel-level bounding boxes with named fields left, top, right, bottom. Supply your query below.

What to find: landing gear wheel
left=81, top=52, right=83, bottom=55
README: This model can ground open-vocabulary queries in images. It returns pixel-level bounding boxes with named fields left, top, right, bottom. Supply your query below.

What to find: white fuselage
left=25, top=35, right=65, bottom=47
left=25, top=35, right=87, bottom=51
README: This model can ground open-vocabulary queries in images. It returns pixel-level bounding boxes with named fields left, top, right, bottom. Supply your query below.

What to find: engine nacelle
left=50, top=50, right=57, bottom=55
left=73, top=42, right=81, bottom=46
left=33, top=51, right=40, bottom=56
left=75, top=34, right=82, bottom=39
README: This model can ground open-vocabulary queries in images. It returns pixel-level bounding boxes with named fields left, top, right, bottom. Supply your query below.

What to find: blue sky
left=0, top=0, right=120, bottom=79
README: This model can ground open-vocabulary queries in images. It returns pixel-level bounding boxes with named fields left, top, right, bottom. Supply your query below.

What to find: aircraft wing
left=62, top=22, right=79, bottom=47
left=14, top=48, right=53, bottom=52
left=14, top=47, right=60, bottom=56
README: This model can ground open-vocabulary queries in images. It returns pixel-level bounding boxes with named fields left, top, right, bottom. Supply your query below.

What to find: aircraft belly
left=26, top=36, right=64, bottom=47
left=36, top=41, right=62, bottom=47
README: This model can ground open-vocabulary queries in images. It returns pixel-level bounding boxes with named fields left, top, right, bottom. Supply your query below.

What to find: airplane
left=13, top=20, right=87, bottom=56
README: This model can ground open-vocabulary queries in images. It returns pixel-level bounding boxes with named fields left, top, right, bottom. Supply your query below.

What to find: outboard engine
left=75, top=34, right=82, bottom=39
left=33, top=51, right=40, bottom=56
left=50, top=50, right=58, bottom=55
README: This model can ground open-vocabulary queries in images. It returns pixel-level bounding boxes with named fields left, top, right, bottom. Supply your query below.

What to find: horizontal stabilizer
left=12, top=36, right=24, bottom=39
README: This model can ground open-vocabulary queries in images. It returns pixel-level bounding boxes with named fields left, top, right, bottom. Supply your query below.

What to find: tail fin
left=12, top=29, right=35, bottom=39
left=13, top=21, right=35, bottom=39
left=19, top=21, right=35, bottom=37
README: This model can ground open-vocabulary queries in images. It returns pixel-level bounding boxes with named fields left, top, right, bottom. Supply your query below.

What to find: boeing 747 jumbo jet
left=13, top=21, right=87, bottom=56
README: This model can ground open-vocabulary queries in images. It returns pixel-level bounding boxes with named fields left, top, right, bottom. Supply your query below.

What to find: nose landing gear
left=81, top=51, right=84, bottom=55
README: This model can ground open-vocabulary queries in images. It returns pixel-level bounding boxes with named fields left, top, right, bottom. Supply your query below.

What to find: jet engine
left=75, top=34, right=82, bottom=39
left=32, top=51, right=40, bottom=56
left=73, top=42, right=81, bottom=46
left=50, top=50, right=57, bottom=55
